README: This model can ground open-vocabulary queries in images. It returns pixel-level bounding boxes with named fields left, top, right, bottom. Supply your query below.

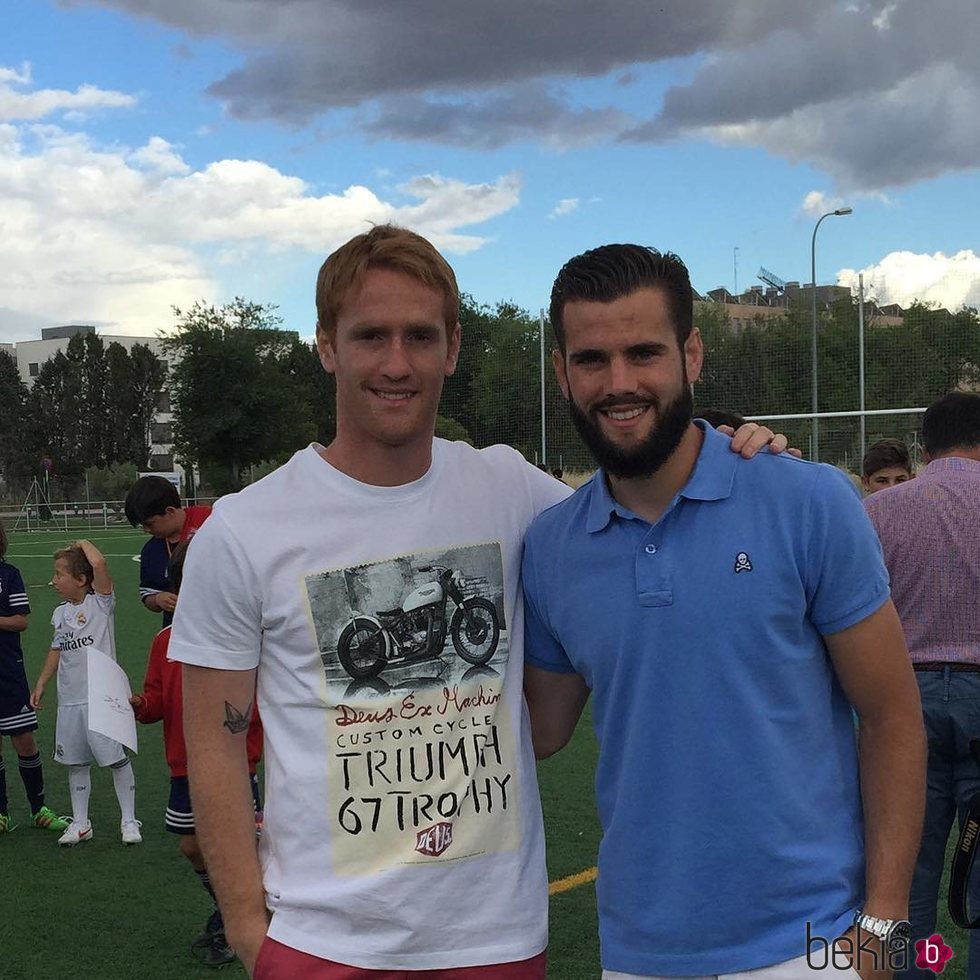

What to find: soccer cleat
left=121, top=819, right=143, bottom=845
left=202, top=932, right=236, bottom=968
left=58, top=820, right=93, bottom=846
left=32, top=806, right=70, bottom=832
left=191, top=909, right=224, bottom=950
left=0, top=812, right=10, bottom=833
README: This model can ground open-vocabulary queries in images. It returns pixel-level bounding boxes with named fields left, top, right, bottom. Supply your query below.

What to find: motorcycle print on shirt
left=304, top=542, right=520, bottom=877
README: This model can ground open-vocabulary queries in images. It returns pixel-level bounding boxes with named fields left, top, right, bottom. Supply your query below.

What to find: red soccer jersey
left=133, top=625, right=263, bottom=776
left=181, top=504, right=212, bottom=542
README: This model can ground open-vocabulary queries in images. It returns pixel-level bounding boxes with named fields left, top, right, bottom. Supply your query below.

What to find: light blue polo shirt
left=523, top=422, right=890, bottom=976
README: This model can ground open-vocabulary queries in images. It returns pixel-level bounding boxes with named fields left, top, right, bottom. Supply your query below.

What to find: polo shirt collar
left=585, top=420, right=738, bottom=532
left=924, top=455, right=980, bottom=474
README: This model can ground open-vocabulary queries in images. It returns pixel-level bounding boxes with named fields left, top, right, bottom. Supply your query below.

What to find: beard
left=568, top=382, right=694, bottom=479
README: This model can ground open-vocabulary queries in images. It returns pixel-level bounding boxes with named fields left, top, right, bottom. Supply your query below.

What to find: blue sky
left=2, top=0, right=978, bottom=341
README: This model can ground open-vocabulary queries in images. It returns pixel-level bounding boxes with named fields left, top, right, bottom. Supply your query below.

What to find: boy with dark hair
left=130, top=539, right=264, bottom=968
left=124, top=476, right=211, bottom=625
left=0, top=520, right=68, bottom=833
left=31, top=539, right=140, bottom=846
left=862, top=438, right=913, bottom=494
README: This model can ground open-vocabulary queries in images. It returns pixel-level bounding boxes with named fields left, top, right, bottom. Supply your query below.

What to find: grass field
left=1, top=528, right=969, bottom=980
left=3, top=528, right=602, bottom=980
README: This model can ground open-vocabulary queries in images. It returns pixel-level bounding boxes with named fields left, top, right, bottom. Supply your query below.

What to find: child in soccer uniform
left=30, top=539, right=141, bottom=846
left=130, top=539, right=264, bottom=967
left=0, top=520, right=68, bottom=834
left=124, top=476, right=211, bottom=627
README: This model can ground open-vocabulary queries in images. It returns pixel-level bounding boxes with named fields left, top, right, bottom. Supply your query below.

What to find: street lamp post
left=810, top=207, right=852, bottom=461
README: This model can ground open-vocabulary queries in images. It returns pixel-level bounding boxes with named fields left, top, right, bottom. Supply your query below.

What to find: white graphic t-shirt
left=169, top=440, right=570, bottom=970
left=51, top=591, right=116, bottom=706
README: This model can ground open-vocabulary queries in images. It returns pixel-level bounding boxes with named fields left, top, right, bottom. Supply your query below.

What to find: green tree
left=163, top=298, right=313, bottom=490
left=128, top=343, right=166, bottom=467
left=0, top=352, right=34, bottom=496
left=24, top=350, right=86, bottom=497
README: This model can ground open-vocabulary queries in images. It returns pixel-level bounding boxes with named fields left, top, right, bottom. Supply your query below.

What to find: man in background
left=865, top=392, right=980, bottom=980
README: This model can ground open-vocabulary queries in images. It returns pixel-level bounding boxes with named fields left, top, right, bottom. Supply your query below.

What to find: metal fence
left=1, top=498, right=219, bottom=534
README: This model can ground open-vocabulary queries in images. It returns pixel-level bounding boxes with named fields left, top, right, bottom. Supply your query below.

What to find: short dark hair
left=124, top=476, right=182, bottom=527
left=549, top=244, right=694, bottom=353
left=167, top=539, right=190, bottom=594
left=862, top=438, right=912, bottom=478
left=922, top=392, right=980, bottom=457
left=697, top=409, right=747, bottom=431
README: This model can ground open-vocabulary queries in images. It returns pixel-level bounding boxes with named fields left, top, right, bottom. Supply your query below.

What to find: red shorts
left=252, top=938, right=547, bottom=980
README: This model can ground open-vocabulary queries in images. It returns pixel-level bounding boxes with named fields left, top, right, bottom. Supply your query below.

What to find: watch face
left=889, top=921, right=913, bottom=948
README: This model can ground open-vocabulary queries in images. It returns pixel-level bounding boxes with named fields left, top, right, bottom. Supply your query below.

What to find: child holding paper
left=31, top=539, right=141, bottom=846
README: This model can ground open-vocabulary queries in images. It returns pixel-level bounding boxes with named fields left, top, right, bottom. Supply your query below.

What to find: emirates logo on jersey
left=415, top=821, right=454, bottom=857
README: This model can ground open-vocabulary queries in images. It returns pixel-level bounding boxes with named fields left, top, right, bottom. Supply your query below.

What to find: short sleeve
left=4, top=565, right=30, bottom=614
left=168, top=509, right=263, bottom=670
left=522, top=529, right=577, bottom=674
left=93, top=591, right=115, bottom=613
left=805, top=466, right=890, bottom=635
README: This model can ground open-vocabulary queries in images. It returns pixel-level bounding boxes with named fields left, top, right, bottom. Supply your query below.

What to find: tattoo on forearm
left=222, top=700, right=252, bottom=734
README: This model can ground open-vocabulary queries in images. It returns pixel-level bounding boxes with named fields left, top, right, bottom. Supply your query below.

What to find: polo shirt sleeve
left=167, top=510, right=263, bottom=671
left=522, top=527, right=577, bottom=674
left=805, top=465, right=890, bottom=636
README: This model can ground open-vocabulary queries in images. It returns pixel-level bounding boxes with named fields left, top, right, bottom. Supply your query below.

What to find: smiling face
left=317, top=266, right=460, bottom=478
left=554, top=286, right=703, bottom=479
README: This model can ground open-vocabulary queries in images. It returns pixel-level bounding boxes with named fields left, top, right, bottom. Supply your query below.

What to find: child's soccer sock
left=0, top=757, right=8, bottom=813
left=17, top=751, right=45, bottom=813
left=68, top=765, right=91, bottom=824
left=194, top=868, right=218, bottom=903
left=110, top=759, right=136, bottom=822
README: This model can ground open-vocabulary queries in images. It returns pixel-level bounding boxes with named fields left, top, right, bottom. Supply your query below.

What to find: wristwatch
left=854, top=910, right=913, bottom=951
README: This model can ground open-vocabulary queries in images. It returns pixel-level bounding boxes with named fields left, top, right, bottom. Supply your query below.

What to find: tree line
left=1, top=333, right=164, bottom=501
left=3, top=292, right=978, bottom=502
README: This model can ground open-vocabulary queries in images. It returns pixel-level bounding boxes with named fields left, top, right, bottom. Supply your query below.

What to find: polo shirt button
left=645, top=544, right=657, bottom=554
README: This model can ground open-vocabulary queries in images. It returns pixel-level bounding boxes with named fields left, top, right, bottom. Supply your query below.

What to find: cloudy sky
left=2, top=0, right=978, bottom=340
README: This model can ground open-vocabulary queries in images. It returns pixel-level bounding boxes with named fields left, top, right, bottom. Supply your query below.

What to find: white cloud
left=0, top=121, right=521, bottom=336
left=549, top=198, right=580, bottom=220
left=0, top=62, right=136, bottom=122
left=800, top=191, right=847, bottom=218
left=838, top=251, right=980, bottom=311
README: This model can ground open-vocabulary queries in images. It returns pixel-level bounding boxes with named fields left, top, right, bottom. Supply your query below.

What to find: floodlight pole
left=810, top=207, right=852, bottom=460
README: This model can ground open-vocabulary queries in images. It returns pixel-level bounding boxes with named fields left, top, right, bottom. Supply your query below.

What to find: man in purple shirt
left=865, top=391, right=980, bottom=980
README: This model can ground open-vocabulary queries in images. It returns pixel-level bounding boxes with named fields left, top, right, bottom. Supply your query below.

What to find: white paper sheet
left=86, top=647, right=138, bottom=753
